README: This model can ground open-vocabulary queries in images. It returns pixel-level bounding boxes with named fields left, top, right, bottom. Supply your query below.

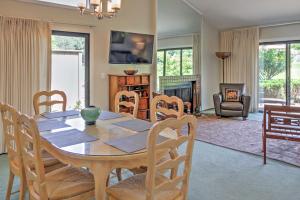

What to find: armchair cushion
left=221, top=102, right=244, bottom=111
left=220, top=83, right=245, bottom=100
left=224, top=88, right=241, bottom=102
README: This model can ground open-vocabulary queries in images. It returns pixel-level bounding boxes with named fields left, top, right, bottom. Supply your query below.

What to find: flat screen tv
left=109, top=31, right=154, bottom=64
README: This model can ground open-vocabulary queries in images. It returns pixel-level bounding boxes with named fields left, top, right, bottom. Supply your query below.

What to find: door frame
left=52, top=30, right=90, bottom=107
left=260, top=40, right=300, bottom=106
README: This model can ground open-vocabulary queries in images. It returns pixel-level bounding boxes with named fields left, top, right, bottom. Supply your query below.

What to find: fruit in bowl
left=80, top=106, right=101, bottom=125
left=124, top=69, right=138, bottom=75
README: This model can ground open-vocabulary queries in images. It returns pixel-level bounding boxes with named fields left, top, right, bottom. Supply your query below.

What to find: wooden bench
left=262, top=105, right=300, bottom=164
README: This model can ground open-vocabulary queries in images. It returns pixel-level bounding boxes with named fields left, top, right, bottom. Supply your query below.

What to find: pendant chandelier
left=78, top=0, right=122, bottom=20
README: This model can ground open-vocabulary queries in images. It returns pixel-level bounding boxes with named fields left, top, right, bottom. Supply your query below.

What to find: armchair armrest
left=213, top=93, right=222, bottom=116
left=241, top=95, right=251, bottom=118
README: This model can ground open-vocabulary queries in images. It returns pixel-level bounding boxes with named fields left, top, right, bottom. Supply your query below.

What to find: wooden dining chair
left=116, top=95, right=184, bottom=180
left=0, top=102, right=27, bottom=200
left=152, top=92, right=192, bottom=114
left=33, top=90, right=67, bottom=115
left=150, top=95, right=184, bottom=123
left=0, top=103, right=65, bottom=200
left=114, top=90, right=139, bottom=118
left=17, top=113, right=95, bottom=200
left=106, top=115, right=197, bottom=200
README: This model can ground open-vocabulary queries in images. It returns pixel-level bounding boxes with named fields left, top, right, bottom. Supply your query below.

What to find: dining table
left=37, top=112, right=177, bottom=200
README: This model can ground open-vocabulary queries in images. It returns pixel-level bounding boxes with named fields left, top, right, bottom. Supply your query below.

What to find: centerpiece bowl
left=124, top=69, right=138, bottom=75
left=80, top=106, right=101, bottom=125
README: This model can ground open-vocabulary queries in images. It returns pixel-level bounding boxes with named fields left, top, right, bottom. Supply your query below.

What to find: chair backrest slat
left=156, top=155, right=186, bottom=173
left=18, top=114, right=47, bottom=198
left=0, top=103, right=23, bottom=173
left=114, top=90, right=139, bottom=118
left=145, top=115, right=196, bottom=200
left=155, top=175, right=184, bottom=192
left=150, top=95, right=184, bottom=123
left=33, top=90, right=67, bottom=115
left=156, top=135, right=189, bottom=151
left=264, top=105, right=300, bottom=138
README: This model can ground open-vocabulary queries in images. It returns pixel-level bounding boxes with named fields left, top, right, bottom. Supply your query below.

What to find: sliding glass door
left=259, top=41, right=300, bottom=110
left=51, top=31, right=90, bottom=110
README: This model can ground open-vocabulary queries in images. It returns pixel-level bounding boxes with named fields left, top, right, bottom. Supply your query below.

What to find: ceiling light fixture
left=78, top=0, right=121, bottom=20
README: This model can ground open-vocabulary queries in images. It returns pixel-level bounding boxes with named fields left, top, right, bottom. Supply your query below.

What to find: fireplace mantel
left=159, top=75, right=201, bottom=113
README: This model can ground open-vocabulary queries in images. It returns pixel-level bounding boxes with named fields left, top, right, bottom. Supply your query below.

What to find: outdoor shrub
left=260, top=79, right=300, bottom=102
left=260, top=79, right=285, bottom=98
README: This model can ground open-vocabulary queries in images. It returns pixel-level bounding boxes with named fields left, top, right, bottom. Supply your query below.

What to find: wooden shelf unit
left=109, top=74, right=151, bottom=120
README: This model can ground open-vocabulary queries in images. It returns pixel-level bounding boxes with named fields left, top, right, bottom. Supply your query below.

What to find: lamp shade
left=90, top=0, right=100, bottom=5
left=216, top=52, right=231, bottom=59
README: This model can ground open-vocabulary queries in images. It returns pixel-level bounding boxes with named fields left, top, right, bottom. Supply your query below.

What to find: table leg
left=91, top=163, right=111, bottom=200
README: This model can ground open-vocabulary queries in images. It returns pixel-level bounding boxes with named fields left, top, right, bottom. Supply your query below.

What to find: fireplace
left=159, top=75, right=201, bottom=114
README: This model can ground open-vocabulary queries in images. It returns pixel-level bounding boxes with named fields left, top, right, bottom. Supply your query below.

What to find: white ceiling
left=184, top=0, right=300, bottom=29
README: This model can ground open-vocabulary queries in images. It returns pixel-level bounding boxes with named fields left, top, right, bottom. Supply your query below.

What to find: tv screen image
left=109, top=31, right=154, bottom=64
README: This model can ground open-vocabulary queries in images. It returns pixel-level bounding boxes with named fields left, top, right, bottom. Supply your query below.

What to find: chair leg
left=116, top=168, right=122, bottom=181
left=19, top=177, right=26, bottom=200
left=6, top=170, right=14, bottom=200
left=263, top=135, right=267, bottom=165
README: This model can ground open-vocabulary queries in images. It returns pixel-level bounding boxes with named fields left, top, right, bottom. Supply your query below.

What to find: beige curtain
left=220, top=27, right=259, bottom=112
left=0, top=16, right=51, bottom=153
left=193, top=33, right=201, bottom=75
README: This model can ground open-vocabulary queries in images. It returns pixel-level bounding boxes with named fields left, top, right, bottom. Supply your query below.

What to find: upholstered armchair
left=213, top=83, right=251, bottom=120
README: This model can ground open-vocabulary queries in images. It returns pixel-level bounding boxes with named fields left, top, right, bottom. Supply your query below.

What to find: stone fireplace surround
left=159, top=75, right=201, bottom=113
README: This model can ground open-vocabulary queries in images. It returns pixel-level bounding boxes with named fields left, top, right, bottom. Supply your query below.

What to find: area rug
left=195, top=115, right=300, bottom=167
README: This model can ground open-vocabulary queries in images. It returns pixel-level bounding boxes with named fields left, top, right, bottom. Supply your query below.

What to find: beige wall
left=0, top=0, right=156, bottom=110
left=158, top=35, right=193, bottom=50
left=156, top=18, right=220, bottom=111
left=260, top=23, right=300, bottom=42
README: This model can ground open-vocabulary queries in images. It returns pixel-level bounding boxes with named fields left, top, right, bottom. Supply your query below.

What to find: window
left=36, top=0, right=87, bottom=7
left=157, top=48, right=193, bottom=88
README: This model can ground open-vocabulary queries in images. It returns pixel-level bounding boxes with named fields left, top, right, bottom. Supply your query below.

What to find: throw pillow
left=225, top=88, right=240, bottom=102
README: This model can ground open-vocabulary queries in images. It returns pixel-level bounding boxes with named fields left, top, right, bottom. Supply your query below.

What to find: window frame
left=157, top=47, right=193, bottom=76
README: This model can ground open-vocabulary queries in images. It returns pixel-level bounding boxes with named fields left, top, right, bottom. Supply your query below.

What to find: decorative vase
left=80, top=106, right=101, bottom=125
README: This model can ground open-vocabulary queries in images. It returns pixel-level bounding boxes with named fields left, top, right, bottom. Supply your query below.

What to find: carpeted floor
left=196, top=115, right=300, bottom=167
left=1, top=141, right=300, bottom=200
